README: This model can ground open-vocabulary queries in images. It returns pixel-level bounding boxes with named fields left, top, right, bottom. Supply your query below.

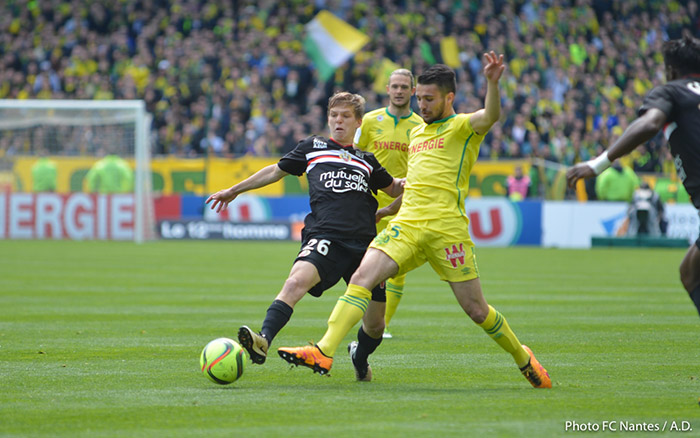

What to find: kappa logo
left=313, top=138, right=327, bottom=149
left=444, top=243, right=466, bottom=268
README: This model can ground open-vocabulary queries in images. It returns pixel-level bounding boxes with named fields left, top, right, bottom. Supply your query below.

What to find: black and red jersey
left=278, top=135, right=393, bottom=240
left=639, top=78, right=700, bottom=208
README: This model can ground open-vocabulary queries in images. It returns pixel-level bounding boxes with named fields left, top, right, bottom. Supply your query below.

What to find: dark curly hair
left=662, top=35, right=700, bottom=76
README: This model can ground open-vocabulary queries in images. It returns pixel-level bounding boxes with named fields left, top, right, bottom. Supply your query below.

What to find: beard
left=421, top=100, right=445, bottom=124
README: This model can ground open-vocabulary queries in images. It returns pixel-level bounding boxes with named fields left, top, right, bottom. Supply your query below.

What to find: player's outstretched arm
left=566, top=108, right=666, bottom=188
left=206, top=164, right=289, bottom=212
left=470, top=51, right=505, bottom=135
left=379, top=177, right=405, bottom=199
left=376, top=194, right=403, bottom=223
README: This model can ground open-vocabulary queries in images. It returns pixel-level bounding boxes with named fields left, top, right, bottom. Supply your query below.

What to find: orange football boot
left=520, top=345, right=552, bottom=388
left=278, top=344, right=333, bottom=375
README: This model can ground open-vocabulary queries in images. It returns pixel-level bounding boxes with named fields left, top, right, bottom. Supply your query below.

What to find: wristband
left=586, top=151, right=611, bottom=175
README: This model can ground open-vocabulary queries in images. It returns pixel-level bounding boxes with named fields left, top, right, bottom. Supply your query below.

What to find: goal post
left=0, top=99, right=155, bottom=243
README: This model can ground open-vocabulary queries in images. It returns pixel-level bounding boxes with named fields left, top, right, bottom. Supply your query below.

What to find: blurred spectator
left=0, top=0, right=697, bottom=202
left=31, top=153, right=57, bottom=192
left=522, top=130, right=546, bottom=157
left=85, top=152, right=134, bottom=194
left=225, top=123, right=249, bottom=157
left=510, top=113, right=529, bottom=148
left=595, top=161, right=639, bottom=202
left=200, top=119, right=225, bottom=157
left=506, top=165, right=531, bottom=201
left=631, top=144, right=659, bottom=173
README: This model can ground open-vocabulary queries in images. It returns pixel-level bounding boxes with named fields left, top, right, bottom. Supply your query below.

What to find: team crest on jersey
left=339, top=150, right=352, bottom=161
left=377, top=115, right=384, bottom=121
left=313, top=138, right=327, bottom=149
left=444, top=243, right=466, bottom=268
left=437, top=122, right=450, bottom=135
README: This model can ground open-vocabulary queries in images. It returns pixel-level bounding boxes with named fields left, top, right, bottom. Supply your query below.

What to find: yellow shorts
left=370, top=216, right=479, bottom=283
left=376, top=215, right=393, bottom=236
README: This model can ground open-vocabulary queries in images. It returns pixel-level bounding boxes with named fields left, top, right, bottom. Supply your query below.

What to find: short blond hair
left=389, top=68, right=414, bottom=87
left=328, top=91, right=366, bottom=120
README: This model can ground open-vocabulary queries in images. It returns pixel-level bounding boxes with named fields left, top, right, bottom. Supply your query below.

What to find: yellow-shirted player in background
left=279, top=54, right=551, bottom=388
left=354, top=69, right=423, bottom=339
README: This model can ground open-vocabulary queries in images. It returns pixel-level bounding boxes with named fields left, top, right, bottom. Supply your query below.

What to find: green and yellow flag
left=304, top=11, right=369, bottom=81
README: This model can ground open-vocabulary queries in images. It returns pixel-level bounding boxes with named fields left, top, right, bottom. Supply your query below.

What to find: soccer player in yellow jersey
left=354, top=69, right=423, bottom=339
left=279, top=54, right=551, bottom=388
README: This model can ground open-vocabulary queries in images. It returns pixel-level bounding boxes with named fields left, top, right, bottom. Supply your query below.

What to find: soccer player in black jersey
left=206, top=92, right=404, bottom=367
left=567, top=35, right=700, bottom=317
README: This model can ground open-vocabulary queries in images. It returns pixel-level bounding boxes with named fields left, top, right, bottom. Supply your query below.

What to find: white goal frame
left=0, top=99, right=154, bottom=243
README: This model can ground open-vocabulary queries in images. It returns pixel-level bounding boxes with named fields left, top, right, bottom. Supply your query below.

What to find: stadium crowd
left=1, top=0, right=699, bottom=181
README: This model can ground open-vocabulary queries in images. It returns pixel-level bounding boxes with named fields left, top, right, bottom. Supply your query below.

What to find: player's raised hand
left=565, top=163, right=596, bottom=188
left=205, top=188, right=238, bottom=213
left=483, top=51, right=505, bottom=83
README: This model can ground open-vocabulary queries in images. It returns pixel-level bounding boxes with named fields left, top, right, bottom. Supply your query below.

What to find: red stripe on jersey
left=307, top=154, right=372, bottom=174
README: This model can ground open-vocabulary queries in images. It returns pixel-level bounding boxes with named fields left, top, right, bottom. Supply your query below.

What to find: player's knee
left=466, top=305, right=489, bottom=324
left=281, top=276, right=313, bottom=301
left=349, top=264, right=375, bottom=289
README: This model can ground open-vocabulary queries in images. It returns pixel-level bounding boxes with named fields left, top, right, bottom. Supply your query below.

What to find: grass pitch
left=0, top=240, right=698, bottom=437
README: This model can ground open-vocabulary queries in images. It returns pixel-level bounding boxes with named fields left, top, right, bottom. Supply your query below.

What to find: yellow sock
left=478, top=305, right=530, bottom=368
left=317, top=284, right=371, bottom=357
left=384, top=274, right=405, bottom=326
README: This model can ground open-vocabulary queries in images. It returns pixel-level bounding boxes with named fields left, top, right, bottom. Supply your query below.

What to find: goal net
left=0, top=100, right=155, bottom=242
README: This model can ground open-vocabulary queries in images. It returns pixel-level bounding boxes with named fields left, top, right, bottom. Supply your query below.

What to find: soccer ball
left=200, top=337, right=247, bottom=384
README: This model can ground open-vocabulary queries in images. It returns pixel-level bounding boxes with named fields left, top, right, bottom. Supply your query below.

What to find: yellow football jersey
left=396, top=113, right=484, bottom=221
left=354, top=107, right=423, bottom=208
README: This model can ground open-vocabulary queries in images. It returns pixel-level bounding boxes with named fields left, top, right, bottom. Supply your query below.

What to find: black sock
left=690, top=285, right=700, bottom=317
left=353, top=326, right=382, bottom=367
left=260, top=299, right=293, bottom=344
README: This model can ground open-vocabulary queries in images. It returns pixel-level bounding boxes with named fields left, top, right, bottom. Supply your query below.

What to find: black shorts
left=294, top=234, right=386, bottom=302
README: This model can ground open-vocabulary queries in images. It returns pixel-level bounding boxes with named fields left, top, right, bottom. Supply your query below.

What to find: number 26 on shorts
left=301, top=238, right=331, bottom=256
